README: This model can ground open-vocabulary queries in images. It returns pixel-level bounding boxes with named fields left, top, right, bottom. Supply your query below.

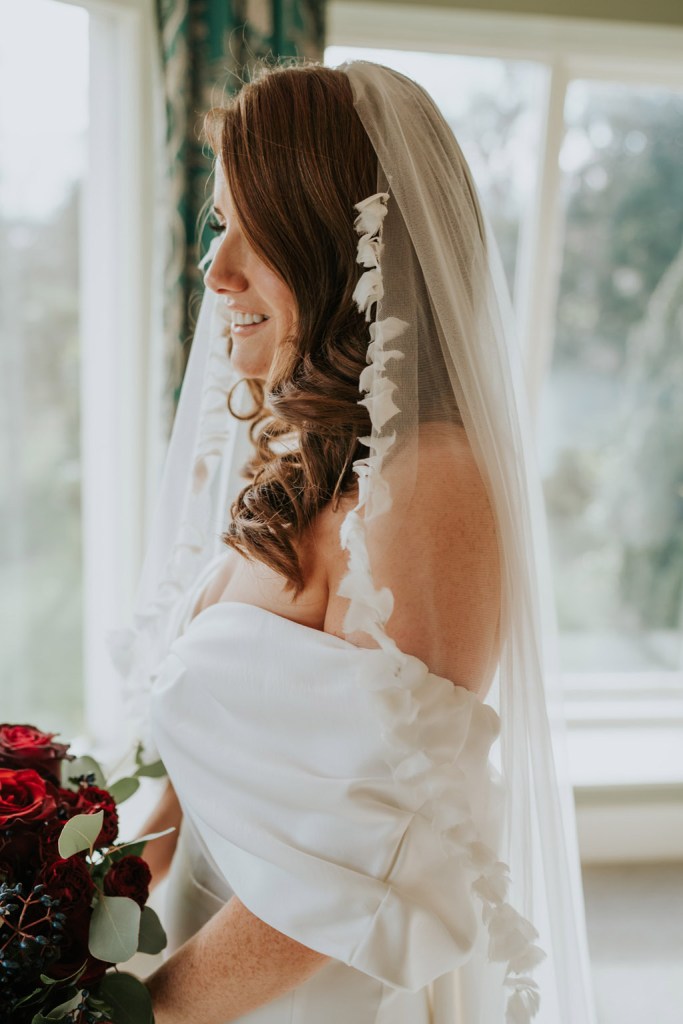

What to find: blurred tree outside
left=0, top=185, right=84, bottom=738
left=541, top=83, right=683, bottom=668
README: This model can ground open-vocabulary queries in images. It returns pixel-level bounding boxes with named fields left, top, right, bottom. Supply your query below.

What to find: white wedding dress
left=149, top=594, right=512, bottom=1024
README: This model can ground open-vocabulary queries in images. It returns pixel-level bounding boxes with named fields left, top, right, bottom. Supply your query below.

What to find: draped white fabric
left=150, top=601, right=503, bottom=990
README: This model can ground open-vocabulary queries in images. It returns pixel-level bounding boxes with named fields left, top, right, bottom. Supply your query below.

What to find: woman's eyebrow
left=211, top=202, right=226, bottom=218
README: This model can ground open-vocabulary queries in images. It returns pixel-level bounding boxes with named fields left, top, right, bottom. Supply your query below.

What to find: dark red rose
left=77, top=785, right=119, bottom=847
left=103, top=855, right=151, bottom=909
left=45, top=904, right=112, bottom=987
left=56, top=786, right=82, bottom=813
left=37, top=788, right=95, bottom=867
left=0, top=723, right=73, bottom=785
left=0, top=821, right=45, bottom=883
left=39, top=816, right=72, bottom=866
left=0, top=767, right=57, bottom=827
left=41, top=855, right=95, bottom=910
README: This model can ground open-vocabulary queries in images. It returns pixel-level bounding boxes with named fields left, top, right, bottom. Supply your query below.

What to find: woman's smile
left=228, top=307, right=271, bottom=334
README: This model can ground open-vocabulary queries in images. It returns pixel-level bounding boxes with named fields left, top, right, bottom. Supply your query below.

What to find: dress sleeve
left=149, top=604, right=541, bottom=998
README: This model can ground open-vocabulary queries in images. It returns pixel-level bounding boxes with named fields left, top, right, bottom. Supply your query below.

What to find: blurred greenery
left=556, top=87, right=683, bottom=369
left=541, top=82, right=683, bottom=664
left=0, top=184, right=84, bottom=739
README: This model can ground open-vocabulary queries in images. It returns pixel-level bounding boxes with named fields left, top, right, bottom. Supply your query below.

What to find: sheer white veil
left=109, top=59, right=596, bottom=1023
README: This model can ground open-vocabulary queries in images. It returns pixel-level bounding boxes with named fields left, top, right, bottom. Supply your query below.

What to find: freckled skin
left=146, top=895, right=329, bottom=1024
left=204, top=162, right=297, bottom=382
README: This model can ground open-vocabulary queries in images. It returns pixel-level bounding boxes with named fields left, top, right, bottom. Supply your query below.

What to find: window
left=0, top=0, right=89, bottom=740
left=327, top=3, right=683, bottom=854
left=1, top=0, right=164, bottom=761
left=541, top=79, right=683, bottom=676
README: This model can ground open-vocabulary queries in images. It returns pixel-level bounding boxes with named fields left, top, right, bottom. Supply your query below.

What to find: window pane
left=0, top=0, right=89, bottom=736
left=325, top=45, right=545, bottom=304
left=539, top=80, right=683, bottom=672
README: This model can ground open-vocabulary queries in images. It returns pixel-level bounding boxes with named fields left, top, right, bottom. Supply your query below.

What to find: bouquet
left=0, top=723, right=174, bottom=1023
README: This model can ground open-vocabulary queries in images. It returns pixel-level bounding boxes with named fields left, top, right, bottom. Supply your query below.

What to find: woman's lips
left=230, top=318, right=270, bottom=336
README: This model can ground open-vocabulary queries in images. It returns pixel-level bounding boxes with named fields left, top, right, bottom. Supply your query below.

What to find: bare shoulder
left=322, top=423, right=501, bottom=693
left=190, top=550, right=240, bottom=619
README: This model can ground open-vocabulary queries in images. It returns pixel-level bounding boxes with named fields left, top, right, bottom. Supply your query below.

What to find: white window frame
left=328, top=1, right=683, bottom=860
left=59, top=0, right=167, bottom=763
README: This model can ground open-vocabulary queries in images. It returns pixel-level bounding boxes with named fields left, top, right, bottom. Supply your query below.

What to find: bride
left=118, top=60, right=595, bottom=1024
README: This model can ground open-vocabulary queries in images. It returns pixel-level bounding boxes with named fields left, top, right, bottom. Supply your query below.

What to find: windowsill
left=564, top=680, right=683, bottom=862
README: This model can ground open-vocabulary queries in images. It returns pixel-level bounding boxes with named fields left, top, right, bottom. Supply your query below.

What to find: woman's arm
left=145, top=895, right=330, bottom=1024
left=137, top=778, right=183, bottom=893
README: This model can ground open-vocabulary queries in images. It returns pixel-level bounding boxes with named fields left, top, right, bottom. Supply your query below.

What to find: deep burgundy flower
left=77, top=785, right=119, bottom=848
left=0, top=767, right=57, bottom=827
left=103, top=855, right=152, bottom=909
left=44, top=903, right=112, bottom=987
left=0, top=723, right=73, bottom=785
left=41, top=854, right=95, bottom=910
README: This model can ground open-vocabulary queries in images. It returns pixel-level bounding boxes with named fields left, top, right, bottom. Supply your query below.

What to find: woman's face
left=204, top=162, right=297, bottom=381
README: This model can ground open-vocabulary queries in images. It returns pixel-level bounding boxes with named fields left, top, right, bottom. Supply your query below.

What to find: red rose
left=37, top=787, right=106, bottom=867
left=41, top=855, right=95, bottom=910
left=103, top=855, right=151, bottom=909
left=0, top=821, right=45, bottom=881
left=77, top=785, right=119, bottom=847
left=0, top=723, right=72, bottom=785
left=45, top=904, right=111, bottom=987
left=0, top=768, right=57, bottom=827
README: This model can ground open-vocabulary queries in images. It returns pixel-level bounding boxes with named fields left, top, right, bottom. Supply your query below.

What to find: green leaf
left=89, top=894, right=141, bottom=963
left=107, top=839, right=146, bottom=863
left=44, top=987, right=81, bottom=1018
left=62, top=754, right=106, bottom=790
left=133, top=758, right=166, bottom=779
left=107, top=776, right=140, bottom=804
left=58, top=810, right=104, bottom=857
left=14, top=985, right=47, bottom=1009
left=108, top=826, right=176, bottom=861
left=39, top=963, right=87, bottom=987
left=94, top=972, right=153, bottom=1024
left=137, top=905, right=167, bottom=955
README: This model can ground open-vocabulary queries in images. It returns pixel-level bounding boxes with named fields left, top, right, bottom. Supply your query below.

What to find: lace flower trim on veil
left=339, top=191, right=545, bottom=1022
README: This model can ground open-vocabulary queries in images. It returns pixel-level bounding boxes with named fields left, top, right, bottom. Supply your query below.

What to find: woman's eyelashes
left=207, top=214, right=226, bottom=235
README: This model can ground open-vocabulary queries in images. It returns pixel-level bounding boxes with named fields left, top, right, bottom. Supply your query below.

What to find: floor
left=582, top=863, right=683, bottom=1024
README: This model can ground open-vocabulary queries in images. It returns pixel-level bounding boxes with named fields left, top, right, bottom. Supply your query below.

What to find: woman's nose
left=204, top=233, right=248, bottom=295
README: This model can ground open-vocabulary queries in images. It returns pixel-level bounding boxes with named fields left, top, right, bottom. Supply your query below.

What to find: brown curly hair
left=202, top=63, right=378, bottom=596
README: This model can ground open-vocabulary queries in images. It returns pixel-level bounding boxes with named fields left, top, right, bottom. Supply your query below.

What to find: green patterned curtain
left=155, top=1, right=326, bottom=402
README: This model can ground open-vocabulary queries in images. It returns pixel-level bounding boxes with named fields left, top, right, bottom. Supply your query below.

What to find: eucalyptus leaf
left=107, top=776, right=140, bottom=804
left=119, top=826, right=176, bottom=850
left=89, top=895, right=141, bottom=963
left=133, top=758, right=166, bottom=778
left=31, top=1014, right=67, bottom=1024
left=107, top=839, right=146, bottom=863
left=95, top=972, right=154, bottom=1024
left=58, top=810, right=104, bottom=858
left=14, top=985, right=46, bottom=1008
left=62, top=754, right=106, bottom=790
left=137, top=905, right=168, bottom=955
left=39, top=963, right=86, bottom=987
left=44, top=987, right=81, bottom=1018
